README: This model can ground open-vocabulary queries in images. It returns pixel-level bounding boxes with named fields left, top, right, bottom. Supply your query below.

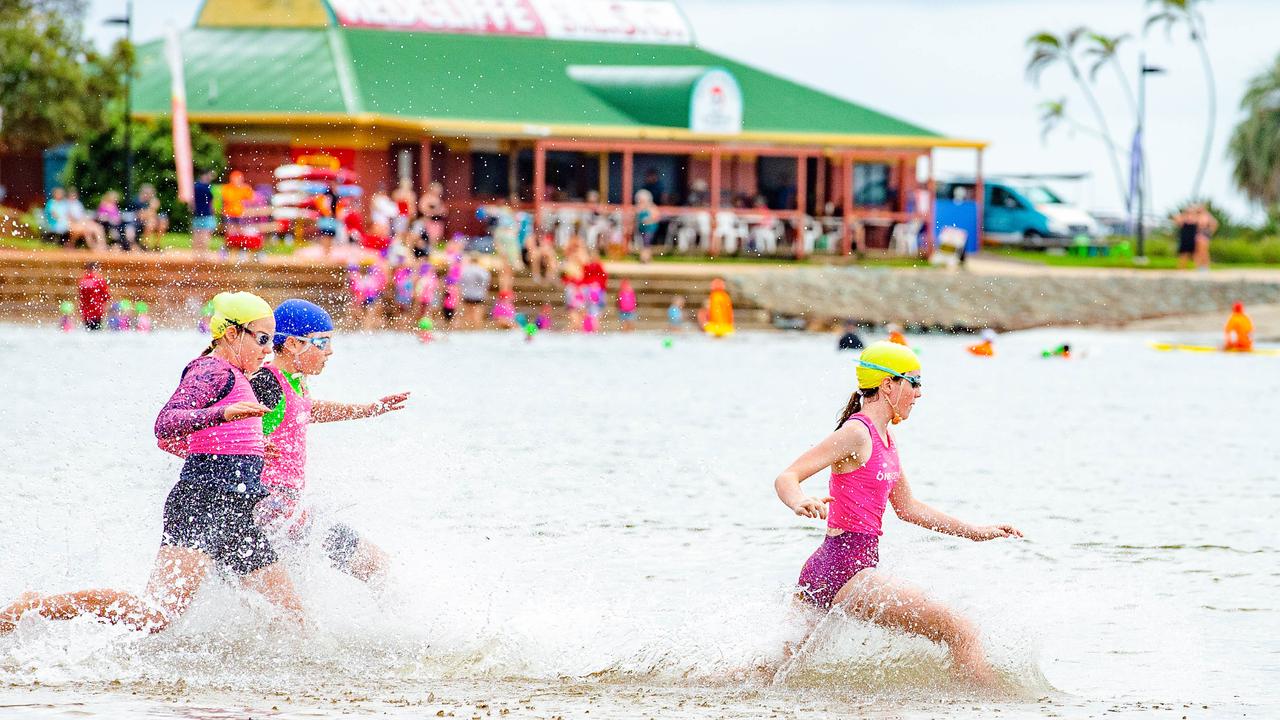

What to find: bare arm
left=888, top=474, right=1022, bottom=541
left=311, top=392, right=410, bottom=424
left=774, top=423, right=872, bottom=519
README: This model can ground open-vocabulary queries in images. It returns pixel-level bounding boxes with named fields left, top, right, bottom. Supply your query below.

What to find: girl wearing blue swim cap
left=772, top=342, right=1022, bottom=687
left=248, top=299, right=410, bottom=588
left=2, top=293, right=305, bottom=636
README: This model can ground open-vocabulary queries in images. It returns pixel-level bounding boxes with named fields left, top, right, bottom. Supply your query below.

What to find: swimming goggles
left=290, top=335, right=332, bottom=351
left=231, top=322, right=272, bottom=347
left=857, top=360, right=923, bottom=388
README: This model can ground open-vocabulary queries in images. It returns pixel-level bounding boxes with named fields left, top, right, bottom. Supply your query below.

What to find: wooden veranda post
left=794, top=153, right=807, bottom=259
left=974, top=147, right=985, bottom=252
left=622, top=149, right=634, bottom=243
left=418, top=139, right=432, bottom=192
left=841, top=152, right=855, bottom=255
left=709, top=148, right=722, bottom=256
left=533, top=141, right=546, bottom=236
left=925, top=150, right=937, bottom=254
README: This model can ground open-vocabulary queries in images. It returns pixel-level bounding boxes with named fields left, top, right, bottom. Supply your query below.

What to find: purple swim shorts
left=796, top=531, right=880, bottom=609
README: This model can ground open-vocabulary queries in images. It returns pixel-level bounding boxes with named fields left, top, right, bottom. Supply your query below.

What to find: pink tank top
left=186, top=357, right=265, bottom=457
left=827, top=414, right=901, bottom=536
left=261, top=364, right=312, bottom=491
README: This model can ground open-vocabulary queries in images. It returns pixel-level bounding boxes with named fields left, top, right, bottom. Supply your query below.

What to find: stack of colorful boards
left=270, top=164, right=362, bottom=221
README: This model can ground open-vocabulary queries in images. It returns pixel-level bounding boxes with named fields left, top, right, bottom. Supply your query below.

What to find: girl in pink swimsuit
left=773, top=341, right=1022, bottom=686
left=249, top=299, right=410, bottom=587
left=2, top=292, right=305, bottom=636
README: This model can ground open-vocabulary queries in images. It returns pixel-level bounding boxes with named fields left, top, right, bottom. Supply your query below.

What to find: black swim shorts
left=161, top=478, right=278, bottom=576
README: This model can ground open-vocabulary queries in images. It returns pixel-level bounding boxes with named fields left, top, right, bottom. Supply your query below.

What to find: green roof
left=133, top=27, right=955, bottom=143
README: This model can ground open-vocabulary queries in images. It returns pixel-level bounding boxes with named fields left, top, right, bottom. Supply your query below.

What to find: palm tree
left=1038, top=97, right=1121, bottom=147
left=1082, top=32, right=1136, bottom=113
left=1227, top=55, right=1280, bottom=213
left=1027, top=28, right=1128, bottom=206
left=1146, top=0, right=1215, bottom=201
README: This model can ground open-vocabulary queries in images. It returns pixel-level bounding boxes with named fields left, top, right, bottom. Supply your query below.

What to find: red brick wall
left=0, top=150, right=46, bottom=210
left=225, top=144, right=292, bottom=187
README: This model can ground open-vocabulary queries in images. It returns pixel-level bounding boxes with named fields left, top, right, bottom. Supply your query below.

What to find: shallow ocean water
left=0, top=324, right=1276, bottom=718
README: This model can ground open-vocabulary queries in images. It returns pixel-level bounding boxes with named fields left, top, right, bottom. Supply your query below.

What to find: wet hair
left=837, top=387, right=879, bottom=429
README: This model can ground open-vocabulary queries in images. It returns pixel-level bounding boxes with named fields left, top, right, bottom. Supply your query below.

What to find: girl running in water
left=1, top=292, right=303, bottom=635
left=249, top=300, right=410, bottom=587
left=774, top=341, right=1021, bottom=685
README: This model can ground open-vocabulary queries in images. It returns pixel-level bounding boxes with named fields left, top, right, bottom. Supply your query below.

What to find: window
left=991, top=186, right=1023, bottom=210
left=853, top=163, right=890, bottom=206
left=471, top=152, right=510, bottom=197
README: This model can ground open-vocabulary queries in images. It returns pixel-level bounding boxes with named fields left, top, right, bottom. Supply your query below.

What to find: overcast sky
left=84, top=0, right=1280, bottom=219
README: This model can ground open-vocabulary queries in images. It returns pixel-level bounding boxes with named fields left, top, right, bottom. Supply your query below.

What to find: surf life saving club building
left=133, top=0, right=986, bottom=254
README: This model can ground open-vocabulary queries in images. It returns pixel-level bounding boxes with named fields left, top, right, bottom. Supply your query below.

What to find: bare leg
left=832, top=568, right=997, bottom=686
left=343, top=539, right=390, bottom=587
left=1, top=546, right=211, bottom=635
left=239, top=562, right=305, bottom=628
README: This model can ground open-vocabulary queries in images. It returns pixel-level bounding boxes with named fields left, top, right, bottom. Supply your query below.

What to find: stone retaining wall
left=726, top=267, right=1280, bottom=330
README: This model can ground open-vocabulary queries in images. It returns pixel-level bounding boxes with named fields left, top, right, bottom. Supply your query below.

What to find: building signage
left=329, top=0, right=694, bottom=45
left=689, top=68, right=742, bottom=134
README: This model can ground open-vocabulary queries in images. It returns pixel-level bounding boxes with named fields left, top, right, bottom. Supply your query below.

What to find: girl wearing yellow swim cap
left=772, top=341, right=1022, bottom=687
left=1, top=292, right=307, bottom=637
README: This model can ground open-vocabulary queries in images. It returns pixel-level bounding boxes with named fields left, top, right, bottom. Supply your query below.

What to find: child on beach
left=77, top=262, right=111, bottom=331
left=492, top=263, right=517, bottom=329
left=348, top=261, right=387, bottom=331
left=617, top=279, right=638, bottom=332
left=249, top=299, right=409, bottom=586
left=413, top=260, right=439, bottom=323
left=667, top=295, right=686, bottom=332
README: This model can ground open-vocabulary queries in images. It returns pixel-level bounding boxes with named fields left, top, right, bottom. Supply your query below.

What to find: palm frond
left=1025, top=48, right=1060, bottom=84
left=1065, top=26, right=1089, bottom=49
left=1026, top=32, right=1062, bottom=49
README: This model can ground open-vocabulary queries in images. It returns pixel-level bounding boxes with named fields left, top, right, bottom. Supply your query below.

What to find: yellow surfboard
left=1148, top=342, right=1280, bottom=357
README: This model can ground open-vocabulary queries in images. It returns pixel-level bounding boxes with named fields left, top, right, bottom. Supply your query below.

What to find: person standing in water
left=249, top=299, right=410, bottom=586
left=1, top=292, right=304, bottom=635
left=773, top=341, right=1021, bottom=685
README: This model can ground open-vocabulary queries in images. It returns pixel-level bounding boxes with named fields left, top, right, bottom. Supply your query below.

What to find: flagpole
left=166, top=27, right=194, bottom=205
left=1136, top=51, right=1147, bottom=262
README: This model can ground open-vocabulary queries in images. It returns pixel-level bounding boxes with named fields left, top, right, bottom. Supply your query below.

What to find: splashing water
left=1, top=326, right=1275, bottom=718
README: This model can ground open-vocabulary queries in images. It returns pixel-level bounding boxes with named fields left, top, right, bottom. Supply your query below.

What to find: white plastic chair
left=931, top=226, right=967, bottom=269
left=891, top=219, right=923, bottom=255
left=713, top=211, right=749, bottom=255
left=749, top=218, right=783, bottom=255
left=674, top=212, right=711, bottom=253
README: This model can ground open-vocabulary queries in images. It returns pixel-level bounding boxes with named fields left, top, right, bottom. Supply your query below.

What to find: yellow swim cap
left=209, top=291, right=273, bottom=339
left=856, top=341, right=921, bottom=389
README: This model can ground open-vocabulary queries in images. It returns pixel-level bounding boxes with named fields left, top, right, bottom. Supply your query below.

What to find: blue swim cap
left=273, top=299, right=334, bottom=346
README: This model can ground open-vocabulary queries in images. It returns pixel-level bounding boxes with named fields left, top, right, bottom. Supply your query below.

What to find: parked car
left=937, top=179, right=1101, bottom=248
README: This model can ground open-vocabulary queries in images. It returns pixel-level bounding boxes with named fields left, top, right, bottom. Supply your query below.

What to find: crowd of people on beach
left=40, top=185, right=169, bottom=252
left=341, top=233, right=679, bottom=335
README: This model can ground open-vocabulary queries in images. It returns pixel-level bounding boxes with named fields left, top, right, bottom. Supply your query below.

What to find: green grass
left=649, top=253, right=929, bottom=268
left=988, top=233, right=1280, bottom=269
left=2, top=232, right=301, bottom=256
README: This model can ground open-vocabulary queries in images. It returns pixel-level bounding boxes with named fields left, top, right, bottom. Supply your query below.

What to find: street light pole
left=124, top=0, right=134, bottom=204
left=1135, top=52, right=1165, bottom=262
left=106, top=0, right=133, bottom=202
